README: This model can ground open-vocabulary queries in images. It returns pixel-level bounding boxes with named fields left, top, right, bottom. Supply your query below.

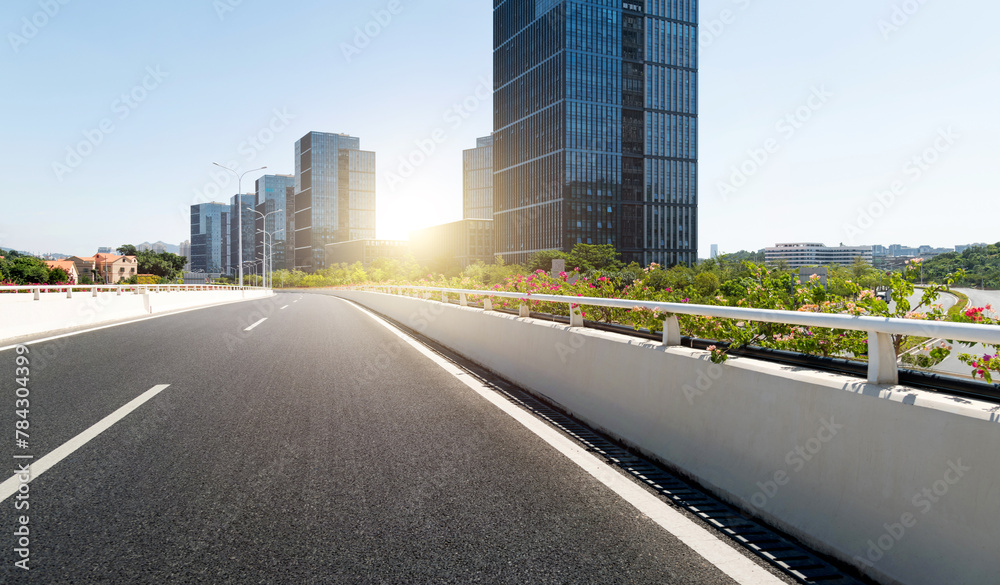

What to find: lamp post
left=247, top=207, right=283, bottom=289
left=212, top=163, right=267, bottom=287
left=257, top=227, right=284, bottom=289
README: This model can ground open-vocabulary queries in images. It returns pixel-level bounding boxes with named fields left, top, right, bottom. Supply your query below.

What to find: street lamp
left=258, top=227, right=284, bottom=289
left=247, top=206, right=283, bottom=289
left=212, top=163, right=267, bottom=287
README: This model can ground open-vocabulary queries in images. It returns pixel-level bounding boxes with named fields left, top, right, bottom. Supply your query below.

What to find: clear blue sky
left=1, top=0, right=996, bottom=259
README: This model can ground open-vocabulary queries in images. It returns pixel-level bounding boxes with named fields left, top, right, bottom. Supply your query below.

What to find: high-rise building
left=710, top=244, right=719, bottom=259
left=294, top=132, right=376, bottom=272
left=493, top=0, right=698, bottom=266
left=463, top=136, right=494, bottom=220
left=255, top=174, right=296, bottom=272
left=230, top=193, right=257, bottom=277
left=410, top=219, right=495, bottom=271
left=179, top=240, right=191, bottom=271
left=190, top=203, right=230, bottom=273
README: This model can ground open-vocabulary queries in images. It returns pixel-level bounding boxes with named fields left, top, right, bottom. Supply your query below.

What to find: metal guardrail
left=356, top=284, right=1000, bottom=387
left=0, top=284, right=262, bottom=301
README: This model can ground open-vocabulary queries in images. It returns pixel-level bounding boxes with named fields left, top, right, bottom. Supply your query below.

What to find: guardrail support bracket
left=519, top=302, right=530, bottom=318
left=484, top=298, right=493, bottom=312
left=662, top=315, right=681, bottom=346
left=868, top=331, right=899, bottom=385
left=460, top=293, right=468, bottom=307
left=570, top=306, right=584, bottom=328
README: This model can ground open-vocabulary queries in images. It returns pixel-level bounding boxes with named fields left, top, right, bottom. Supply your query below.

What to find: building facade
left=294, top=132, right=376, bottom=272
left=493, top=0, right=698, bottom=266
left=190, top=203, right=230, bottom=274
left=463, top=136, right=494, bottom=220
left=764, top=243, right=873, bottom=268
left=410, top=219, right=495, bottom=270
left=325, top=239, right=411, bottom=268
left=230, top=194, right=257, bottom=277
left=255, top=174, right=296, bottom=272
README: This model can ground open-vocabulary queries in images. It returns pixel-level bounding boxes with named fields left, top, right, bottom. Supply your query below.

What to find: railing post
left=92, top=287, right=98, bottom=298
left=570, top=304, right=584, bottom=327
left=66, top=286, right=72, bottom=299
left=459, top=293, right=468, bottom=307
left=483, top=298, right=493, bottom=312
left=867, top=331, right=899, bottom=385
left=519, top=301, right=530, bottom=318
left=662, top=315, right=681, bottom=346
left=33, top=287, right=39, bottom=301
left=442, top=291, right=448, bottom=303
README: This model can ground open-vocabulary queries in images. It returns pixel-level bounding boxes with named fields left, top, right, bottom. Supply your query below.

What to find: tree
left=116, top=244, right=139, bottom=256
left=527, top=250, right=571, bottom=273
left=7, top=257, right=50, bottom=285
left=566, top=243, right=623, bottom=272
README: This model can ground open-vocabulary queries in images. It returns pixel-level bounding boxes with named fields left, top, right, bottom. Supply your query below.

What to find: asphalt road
left=0, top=292, right=793, bottom=584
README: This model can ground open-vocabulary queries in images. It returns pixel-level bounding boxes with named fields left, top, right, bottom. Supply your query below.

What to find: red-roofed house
left=93, top=253, right=138, bottom=283
left=44, top=260, right=79, bottom=284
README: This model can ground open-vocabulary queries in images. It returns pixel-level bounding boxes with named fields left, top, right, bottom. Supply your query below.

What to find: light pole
left=212, top=163, right=267, bottom=287
left=247, top=207, right=283, bottom=289
left=258, top=227, right=284, bottom=289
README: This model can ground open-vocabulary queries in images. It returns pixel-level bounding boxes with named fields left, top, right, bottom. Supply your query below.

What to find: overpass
left=1, top=285, right=997, bottom=584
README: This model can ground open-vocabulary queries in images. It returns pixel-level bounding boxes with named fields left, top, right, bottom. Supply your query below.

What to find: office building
left=764, top=243, right=872, bottom=268
left=463, top=136, right=493, bottom=220
left=325, top=239, right=411, bottom=268
left=493, top=0, right=698, bottom=266
left=255, top=174, right=296, bottom=272
left=710, top=244, right=719, bottom=259
left=190, top=203, right=230, bottom=273
left=294, top=132, right=376, bottom=272
left=410, top=219, right=495, bottom=270
left=230, top=193, right=257, bottom=277
left=179, top=240, right=191, bottom=271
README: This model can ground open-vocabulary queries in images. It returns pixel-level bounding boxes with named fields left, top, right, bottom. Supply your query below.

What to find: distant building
left=230, top=193, right=257, bottom=277
left=179, top=240, right=191, bottom=271
left=764, top=243, right=872, bottom=268
left=710, top=244, right=719, bottom=259
left=325, top=239, right=410, bottom=268
left=97, top=247, right=113, bottom=254
left=956, top=243, right=989, bottom=253
left=93, top=253, right=138, bottom=283
left=44, top=260, right=79, bottom=283
left=190, top=203, right=230, bottom=274
left=463, top=136, right=493, bottom=220
left=294, top=132, right=376, bottom=272
left=255, top=174, right=296, bottom=272
left=410, top=219, right=495, bottom=270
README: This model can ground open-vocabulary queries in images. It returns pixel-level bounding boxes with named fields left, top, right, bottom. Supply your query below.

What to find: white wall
left=0, top=289, right=273, bottom=343
left=333, top=290, right=1000, bottom=585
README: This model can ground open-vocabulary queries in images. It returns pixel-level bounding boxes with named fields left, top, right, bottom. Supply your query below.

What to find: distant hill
left=137, top=241, right=180, bottom=254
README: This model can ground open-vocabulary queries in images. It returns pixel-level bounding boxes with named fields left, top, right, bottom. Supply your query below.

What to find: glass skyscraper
left=230, top=193, right=257, bottom=277
left=190, top=202, right=230, bottom=274
left=463, top=136, right=494, bottom=220
left=255, top=174, right=296, bottom=272
left=493, top=0, right=698, bottom=266
left=294, top=132, right=376, bottom=271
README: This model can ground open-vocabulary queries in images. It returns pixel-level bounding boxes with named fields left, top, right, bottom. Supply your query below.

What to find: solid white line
left=0, top=295, right=272, bottom=353
left=280, top=305, right=289, bottom=310
left=244, top=318, right=267, bottom=331
left=338, top=298, right=785, bottom=585
left=0, top=384, right=171, bottom=503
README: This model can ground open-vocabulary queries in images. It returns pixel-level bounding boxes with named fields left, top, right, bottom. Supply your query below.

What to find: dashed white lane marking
left=338, top=299, right=785, bottom=585
left=244, top=318, right=267, bottom=331
left=0, top=385, right=172, bottom=503
left=280, top=305, right=289, bottom=310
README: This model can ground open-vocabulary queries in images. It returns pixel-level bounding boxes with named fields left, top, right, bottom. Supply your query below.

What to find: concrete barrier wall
left=333, top=290, right=1000, bottom=585
left=0, top=289, right=273, bottom=343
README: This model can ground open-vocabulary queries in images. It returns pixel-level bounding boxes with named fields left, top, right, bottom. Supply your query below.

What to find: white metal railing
left=0, top=284, right=263, bottom=301
left=355, top=284, right=1000, bottom=386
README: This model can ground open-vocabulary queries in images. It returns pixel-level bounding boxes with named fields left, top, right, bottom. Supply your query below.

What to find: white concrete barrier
left=333, top=290, right=1000, bottom=585
left=0, top=288, right=273, bottom=343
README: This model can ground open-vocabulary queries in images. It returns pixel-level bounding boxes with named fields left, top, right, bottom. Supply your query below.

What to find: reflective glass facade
left=229, top=193, right=257, bottom=276
left=463, top=136, right=494, bottom=220
left=493, top=0, right=698, bottom=266
left=190, top=203, right=230, bottom=274
left=294, top=132, right=377, bottom=272
left=255, top=174, right=296, bottom=271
